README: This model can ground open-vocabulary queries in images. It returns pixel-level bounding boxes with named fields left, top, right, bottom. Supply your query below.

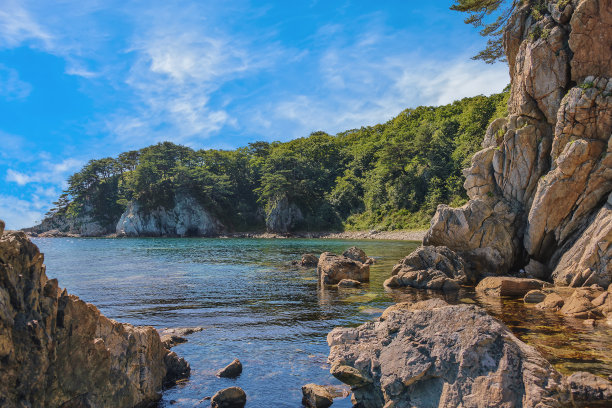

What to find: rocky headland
left=326, top=0, right=612, bottom=406
left=0, top=220, right=190, bottom=407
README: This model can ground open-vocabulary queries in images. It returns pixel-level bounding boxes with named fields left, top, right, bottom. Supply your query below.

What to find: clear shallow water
left=32, top=237, right=612, bottom=407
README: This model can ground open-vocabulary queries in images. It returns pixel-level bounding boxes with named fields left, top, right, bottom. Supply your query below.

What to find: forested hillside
left=42, top=89, right=509, bottom=233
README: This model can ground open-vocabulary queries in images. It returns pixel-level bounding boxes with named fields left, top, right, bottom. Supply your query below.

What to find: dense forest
left=44, top=89, right=509, bottom=233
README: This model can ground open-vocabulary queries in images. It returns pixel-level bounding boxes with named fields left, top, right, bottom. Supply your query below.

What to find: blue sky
left=0, top=0, right=509, bottom=229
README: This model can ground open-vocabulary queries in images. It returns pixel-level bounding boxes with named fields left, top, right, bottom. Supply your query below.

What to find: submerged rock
left=300, top=253, right=320, bottom=267
left=337, top=279, right=361, bottom=288
left=384, top=246, right=469, bottom=291
left=327, top=299, right=571, bottom=408
left=565, top=371, right=612, bottom=407
left=217, top=358, right=243, bottom=378
left=476, top=276, right=546, bottom=298
left=318, top=252, right=369, bottom=285
left=0, top=226, right=189, bottom=407
left=116, top=193, right=223, bottom=237
left=211, top=386, right=246, bottom=408
left=524, top=289, right=547, bottom=303
left=301, top=384, right=334, bottom=408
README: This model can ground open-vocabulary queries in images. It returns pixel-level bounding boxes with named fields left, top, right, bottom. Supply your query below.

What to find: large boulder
left=211, top=387, right=247, bottom=408
left=327, top=299, right=572, bottom=408
left=384, top=246, right=469, bottom=291
left=317, top=252, right=369, bottom=285
left=0, top=227, right=189, bottom=407
left=116, top=193, right=223, bottom=237
left=301, top=384, right=334, bottom=408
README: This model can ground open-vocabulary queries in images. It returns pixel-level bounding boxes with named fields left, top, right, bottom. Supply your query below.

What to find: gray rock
left=217, top=358, right=242, bottom=378
left=265, top=196, right=303, bottom=233
left=116, top=193, right=222, bottom=237
left=384, top=246, right=468, bottom=291
left=327, top=299, right=570, bottom=408
left=211, top=387, right=246, bottom=408
left=301, top=384, right=334, bottom=408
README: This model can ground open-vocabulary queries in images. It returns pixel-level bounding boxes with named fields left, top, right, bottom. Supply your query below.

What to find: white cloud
left=0, top=195, right=44, bottom=230
left=0, top=0, right=53, bottom=48
left=0, top=64, right=32, bottom=100
left=5, top=158, right=83, bottom=187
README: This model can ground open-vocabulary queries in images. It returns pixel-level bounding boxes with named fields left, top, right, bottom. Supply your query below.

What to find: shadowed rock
left=211, top=386, right=246, bottom=408
left=217, top=358, right=243, bottom=378
left=301, top=384, right=334, bottom=408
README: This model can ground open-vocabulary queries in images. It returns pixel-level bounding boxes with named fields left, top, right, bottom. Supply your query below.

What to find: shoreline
left=25, top=229, right=427, bottom=241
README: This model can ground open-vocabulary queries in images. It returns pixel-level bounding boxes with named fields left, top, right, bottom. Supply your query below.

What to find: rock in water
left=317, top=252, right=369, bottom=285
left=211, top=386, right=247, bottom=408
left=476, top=276, right=546, bottom=298
left=301, top=384, right=334, bottom=408
left=384, top=246, right=469, bottom=291
left=337, top=279, right=361, bottom=288
left=116, top=193, right=223, bottom=237
left=342, top=247, right=368, bottom=263
left=301, top=253, right=319, bottom=267
left=0, top=227, right=189, bottom=407
left=217, top=358, right=243, bottom=378
left=327, top=299, right=571, bottom=408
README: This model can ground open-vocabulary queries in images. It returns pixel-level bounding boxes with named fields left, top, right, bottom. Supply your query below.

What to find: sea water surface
left=33, top=237, right=612, bottom=407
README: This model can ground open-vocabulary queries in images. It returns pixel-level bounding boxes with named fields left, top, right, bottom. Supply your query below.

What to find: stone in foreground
left=301, top=383, right=334, bottom=408
left=327, top=299, right=570, bottom=408
left=217, top=358, right=243, bottom=378
left=211, top=386, right=247, bottom=408
left=384, top=246, right=469, bottom=291
left=337, top=279, right=361, bottom=288
left=476, top=276, right=546, bottom=297
left=318, top=252, right=369, bottom=285
left=0, top=227, right=189, bottom=407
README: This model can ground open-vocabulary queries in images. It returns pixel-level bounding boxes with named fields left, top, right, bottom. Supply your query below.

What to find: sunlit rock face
left=424, top=0, right=612, bottom=286
left=116, top=193, right=223, bottom=237
left=0, top=225, right=189, bottom=407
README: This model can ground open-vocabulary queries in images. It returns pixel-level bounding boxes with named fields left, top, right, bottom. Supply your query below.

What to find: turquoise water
left=33, top=237, right=425, bottom=407
left=32, top=237, right=612, bottom=407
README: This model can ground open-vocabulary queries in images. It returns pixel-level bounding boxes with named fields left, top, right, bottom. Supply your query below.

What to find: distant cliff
left=28, top=90, right=509, bottom=236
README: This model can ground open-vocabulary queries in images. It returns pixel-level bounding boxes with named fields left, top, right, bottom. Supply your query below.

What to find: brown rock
left=217, top=358, right=242, bottom=378
left=536, top=292, right=566, bottom=311
left=0, top=230, right=189, bottom=407
left=317, top=252, right=369, bottom=285
left=565, top=371, right=612, bottom=406
left=342, top=246, right=368, bottom=263
left=569, top=0, right=612, bottom=81
left=301, top=384, right=334, bottom=408
left=337, top=279, right=361, bottom=288
left=524, top=259, right=548, bottom=279
left=300, top=253, right=319, bottom=267
left=524, top=289, right=547, bottom=303
left=476, top=276, right=545, bottom=298
left=560, top=288, right=604, bottom=319
left=211, top=386, right=246, bottom=408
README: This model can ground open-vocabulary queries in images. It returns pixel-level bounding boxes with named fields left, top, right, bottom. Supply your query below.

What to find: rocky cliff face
left=116, top=193, right=223, bottom=237
left=424, top=0, right=611, bottom=287
left=265, top=196, right=304, bottom=233
left=0, top=221, right=189, bottom=407
left=25, top=204, right=111, bottom=237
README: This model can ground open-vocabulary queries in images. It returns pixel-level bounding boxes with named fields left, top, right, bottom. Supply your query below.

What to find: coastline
left=25, top=229, right=427, bottom=241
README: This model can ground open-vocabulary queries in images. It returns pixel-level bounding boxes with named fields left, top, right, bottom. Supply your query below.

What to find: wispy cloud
left=0, top=0, right=53, bottom=48
left=0, top=195, right=44, bottom=230
left=0, top=64, right=32, bottom=100
left=5, top=158, right=83, bottom=187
